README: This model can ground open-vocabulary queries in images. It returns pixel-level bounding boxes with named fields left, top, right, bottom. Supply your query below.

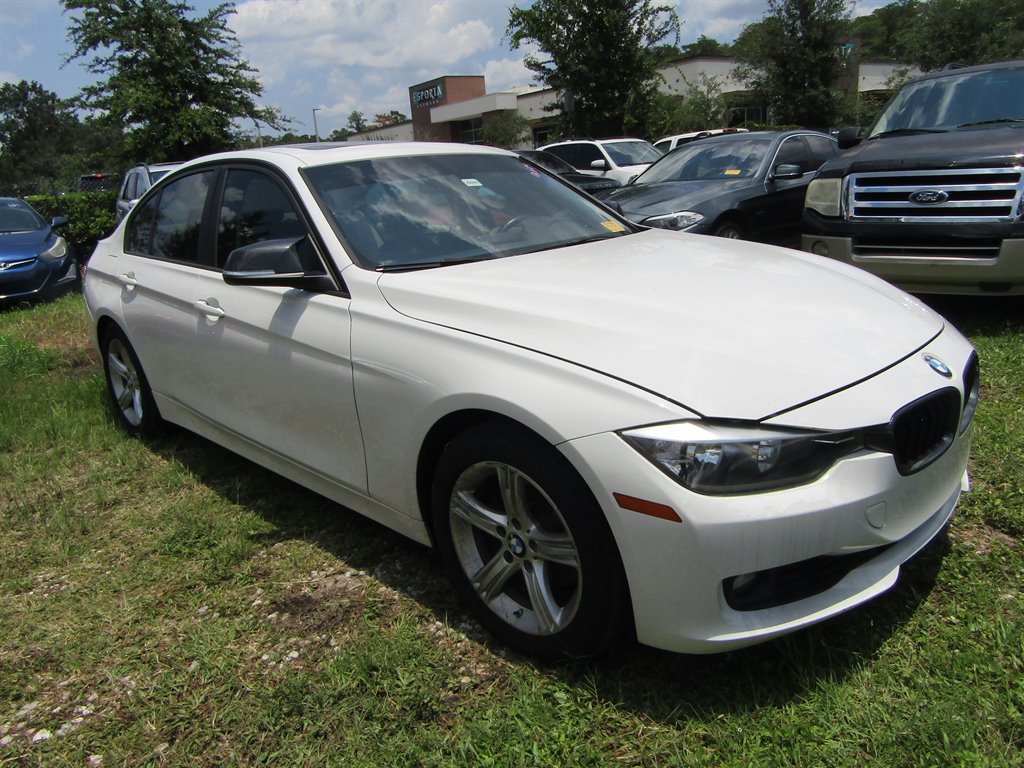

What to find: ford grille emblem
left=909, top=189, right=948, bottom=205
left=923, top=354, right=953, bottom=378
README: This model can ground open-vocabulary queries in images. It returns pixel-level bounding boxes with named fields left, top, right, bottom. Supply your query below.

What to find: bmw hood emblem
left=923, top=354, right=953, bottom=378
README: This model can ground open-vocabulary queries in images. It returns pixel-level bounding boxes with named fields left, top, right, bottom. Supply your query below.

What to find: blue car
left=0, top=198, right=78, bottom=303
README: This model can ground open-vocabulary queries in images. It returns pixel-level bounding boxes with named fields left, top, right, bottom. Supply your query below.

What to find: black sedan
left=604, top=131, right=838, bottom=247
left=514, top=150, right=622, bottom=198
left=0, top=198, right=77, bottom=303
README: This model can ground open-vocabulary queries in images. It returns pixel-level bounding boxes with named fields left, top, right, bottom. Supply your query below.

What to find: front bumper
left=802, top=214, right=1024, bottom=295
left=560, top=335, right=974, bottom=654
left=0, top=255, right=78, bottom=301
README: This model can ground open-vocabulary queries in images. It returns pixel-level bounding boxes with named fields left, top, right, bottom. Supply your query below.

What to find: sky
left=0, top=0, right=888, bottom=138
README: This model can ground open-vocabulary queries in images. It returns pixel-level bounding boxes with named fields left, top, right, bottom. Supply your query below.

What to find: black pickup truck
left=802, top=60, right=1024, bottom=295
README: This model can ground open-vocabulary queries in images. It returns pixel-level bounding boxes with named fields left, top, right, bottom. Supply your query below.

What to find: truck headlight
left=805, top=178, right=843, bottom=217
left=621, top=421, right=863, bottom=495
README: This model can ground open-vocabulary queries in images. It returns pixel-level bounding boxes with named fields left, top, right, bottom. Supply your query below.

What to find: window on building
left=458, top=118, right=483, bottom=144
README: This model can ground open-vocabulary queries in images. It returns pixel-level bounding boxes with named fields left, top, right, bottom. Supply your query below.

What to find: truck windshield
left=868, top=65, right=1024, bottom=138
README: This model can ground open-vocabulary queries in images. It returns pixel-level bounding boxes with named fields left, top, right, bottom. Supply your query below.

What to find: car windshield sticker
left=724, top=169, right=741, bottom=176
left=601, top=220, right=627, bottom=232
left=461, top=178, right=483, bottom=187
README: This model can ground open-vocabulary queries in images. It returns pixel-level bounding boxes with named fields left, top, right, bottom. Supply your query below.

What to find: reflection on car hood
left=376, top=230, right=943, bottom=420
left=0, top=229, right=49, bottom=261
left=607, top=179, right=752, bottom=220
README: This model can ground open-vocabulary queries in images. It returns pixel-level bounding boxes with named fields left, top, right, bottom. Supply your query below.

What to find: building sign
left=412, top=83, right=445, bottom=108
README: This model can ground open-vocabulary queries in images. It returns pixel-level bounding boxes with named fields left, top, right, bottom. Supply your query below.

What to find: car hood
left=822, top=125, right=1024, bottom=175
left=608, top=179, right=752, bottom=221
left=376, top=230, right=943, bottom=421
left=0, top=229, right=49, bottom=260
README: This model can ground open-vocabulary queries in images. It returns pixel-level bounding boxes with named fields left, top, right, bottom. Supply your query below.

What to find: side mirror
left=50, top=216, right=69, bottom=228
left=770, top=163, right=804, bottom=182
left=837, top=127, right=863, bottom=149
left=223, top=237, right=333, bottom=291
left=590, top=159, right=610, bottom=171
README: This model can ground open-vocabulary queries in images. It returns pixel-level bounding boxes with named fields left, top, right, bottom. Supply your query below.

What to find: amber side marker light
left=613, top=493, right=681, bottom=523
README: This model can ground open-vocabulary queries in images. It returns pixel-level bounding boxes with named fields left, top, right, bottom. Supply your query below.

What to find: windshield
left=869, top=65, right=1024, bottom=138
left=0, top=204, right=45, bottom=234
left=518, top=150, right=577, bottom=176
left=304, top=153, right=631, bottom=270
left=603, top=141, right=662, bottom=167
left=634, top=138, right=772, bottom=184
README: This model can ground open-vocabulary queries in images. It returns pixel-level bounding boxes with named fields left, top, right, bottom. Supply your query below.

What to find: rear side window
left=125, top=170, right=216, bottom=263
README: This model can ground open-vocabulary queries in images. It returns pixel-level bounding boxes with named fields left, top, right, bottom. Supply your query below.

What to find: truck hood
left=823, top=125, right=1024, bottom=175
left=376, top=230, right=943, bottom=420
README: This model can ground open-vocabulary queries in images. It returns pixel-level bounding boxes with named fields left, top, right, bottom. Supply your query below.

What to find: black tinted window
left=126, top=170, right=214, bottom=262
left=217, top=169, right=313, bottom=269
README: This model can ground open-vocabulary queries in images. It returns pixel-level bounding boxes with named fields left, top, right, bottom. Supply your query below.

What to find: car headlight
left=643, top=211, right=704, bottom=231
left=39, top=236, right=68, bottom=263
left=621, top=421, right=864, bottom=495
left=805, top=178, right=843, bottom=217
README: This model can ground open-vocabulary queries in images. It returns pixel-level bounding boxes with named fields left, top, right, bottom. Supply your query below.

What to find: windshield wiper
left=869, top=128, right=947, bottom=139
left=375, top=254, right=494, bottom=272
left=957, top=118, right=1024, bottom=128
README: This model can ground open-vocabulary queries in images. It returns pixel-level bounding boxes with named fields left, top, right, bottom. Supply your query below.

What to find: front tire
left=713, top=219, right=745, bottom=240
left=101, top=326, right=161, bottom=435
left=432, top=422, right=630, bottom=659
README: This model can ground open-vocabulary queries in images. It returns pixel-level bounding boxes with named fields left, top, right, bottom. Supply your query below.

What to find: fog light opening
left=811, top=241, right=830, bottom=257
left=730, top=572, right=759, bottom=594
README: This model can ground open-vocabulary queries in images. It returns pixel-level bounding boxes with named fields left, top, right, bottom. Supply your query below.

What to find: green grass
left=1, top=291, right=1022, bottom=766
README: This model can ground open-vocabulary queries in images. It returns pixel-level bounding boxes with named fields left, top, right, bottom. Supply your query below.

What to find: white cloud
left=482, top=56, right=533, bottom=91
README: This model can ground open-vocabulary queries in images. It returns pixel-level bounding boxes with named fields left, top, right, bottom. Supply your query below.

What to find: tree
left=506, top=0, right=680, bottom=138
left=370, top=110, right=409, bottom=128
left=647, top=72, right=726, bottom=137
left=890, top=0, right=1023, bottom=70
left=481, top=111, right=532, bottom=148
left=733, top=0, right=852, bottom=128
left=346, top=111, right=368, bottom=134
left=680, top=34, right=731, bottom=58
left=61, top=0, right=287, bottom=163
left=0, top=81, right=79, bottom=194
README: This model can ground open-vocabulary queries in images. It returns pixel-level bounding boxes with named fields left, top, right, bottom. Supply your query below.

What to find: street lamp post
left=312, top=107, right=322, bottom=142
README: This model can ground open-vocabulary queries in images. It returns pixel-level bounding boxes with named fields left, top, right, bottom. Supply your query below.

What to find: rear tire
left=431, top=422, right=630, bottom=660
left=101, top=326, right=161, bottom=435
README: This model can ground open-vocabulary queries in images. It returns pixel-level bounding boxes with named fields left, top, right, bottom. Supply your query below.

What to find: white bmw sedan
left=83, top=142, right=978, bottom=659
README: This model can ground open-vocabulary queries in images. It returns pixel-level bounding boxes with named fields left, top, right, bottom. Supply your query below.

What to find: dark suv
left=802, top=60, right=1024, bottom=295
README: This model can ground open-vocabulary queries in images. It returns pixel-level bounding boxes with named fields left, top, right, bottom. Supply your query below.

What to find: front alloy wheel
left=449, top=460, right=582, bottom=636
left=432, top=423, right=630, bottom=659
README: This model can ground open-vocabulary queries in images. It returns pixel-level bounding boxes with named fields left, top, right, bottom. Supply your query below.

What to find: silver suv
left=116, top=162, right=184, bottom=221
left=537, top=138, right=661, bottom=184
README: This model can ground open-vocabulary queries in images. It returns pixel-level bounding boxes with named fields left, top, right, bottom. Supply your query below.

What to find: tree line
left=2, top=0, right=1022, bottom=197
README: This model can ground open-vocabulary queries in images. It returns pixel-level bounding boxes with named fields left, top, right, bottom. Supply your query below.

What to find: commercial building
left=353, top=56, right=912, bottom=147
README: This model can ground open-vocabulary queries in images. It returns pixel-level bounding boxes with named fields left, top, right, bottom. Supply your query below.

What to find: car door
left=753, top=135, right=817, bottom=246
left=188, top=166, right=367, bottom=492
left=117, top=169, right=216, bottom=401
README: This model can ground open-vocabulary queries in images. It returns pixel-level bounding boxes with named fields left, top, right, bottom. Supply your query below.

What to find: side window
left=121, top=172, right=137, bottom=202
left=804, top=136, right=838, bottom=170
left=774, top=136, right=808, bottom=172
left=573, top=143, right=603, bottom=170
left=125, top=170, right=214, bottom=262
left=216, top=169, right=320, bottom=271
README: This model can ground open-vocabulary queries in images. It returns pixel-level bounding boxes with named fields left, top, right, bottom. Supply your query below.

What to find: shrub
left=25, top=191, right=118, bottom=260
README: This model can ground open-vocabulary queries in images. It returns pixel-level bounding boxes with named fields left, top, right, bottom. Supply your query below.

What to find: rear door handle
left=117, top=273, right=139, bottom=289
left=193, top=299, right=226, bottom=319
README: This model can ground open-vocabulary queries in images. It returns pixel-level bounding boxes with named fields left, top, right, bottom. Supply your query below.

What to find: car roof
left=175, top=141, right=513, bottom=175
left=906, top=59, right=1024, bottom=85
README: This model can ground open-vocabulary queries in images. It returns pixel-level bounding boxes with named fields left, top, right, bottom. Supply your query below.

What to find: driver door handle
left=117, top=273, right=139, bottom=289
left=193, top=300, right=226, bottom=319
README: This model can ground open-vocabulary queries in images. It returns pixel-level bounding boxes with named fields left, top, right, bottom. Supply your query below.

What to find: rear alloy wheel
left=101, top=327, right=161, bottom=435
left=432, top=423, right=630, bottom=659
